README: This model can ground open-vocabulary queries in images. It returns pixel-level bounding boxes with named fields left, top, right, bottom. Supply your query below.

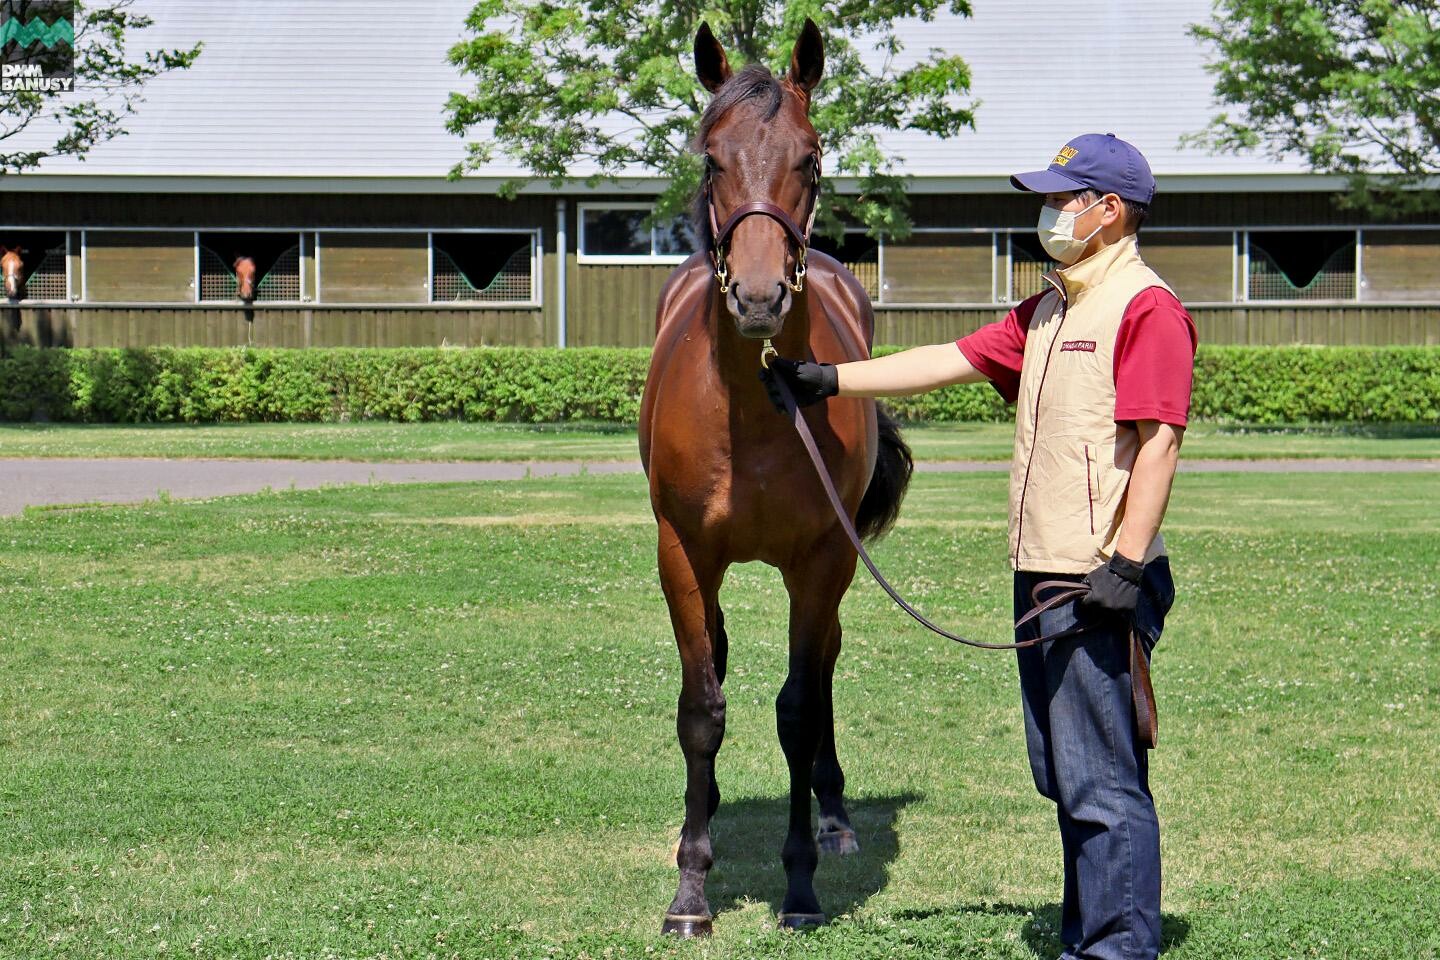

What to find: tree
left=1189, top=0, right=1440, bottom=218
left=444, top=1, right=974, bottom=241
left=2, top=0, right=201, bottom=175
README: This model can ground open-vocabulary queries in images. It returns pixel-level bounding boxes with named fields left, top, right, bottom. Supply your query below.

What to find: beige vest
left=1008, top=234, right=1176, bottom=574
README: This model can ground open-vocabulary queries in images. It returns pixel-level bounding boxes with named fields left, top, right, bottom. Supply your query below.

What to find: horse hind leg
left=812, top=634, right=859, bottom=856
left=657, top=522, right=726, bottom=938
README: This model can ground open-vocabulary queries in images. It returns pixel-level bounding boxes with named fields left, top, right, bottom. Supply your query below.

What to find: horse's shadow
left=704, top=792, right=919, bottom=918
left=893, top=902, right=1192, bottom=957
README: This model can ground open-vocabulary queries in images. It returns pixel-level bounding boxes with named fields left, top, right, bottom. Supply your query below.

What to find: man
left=765, top=133, right=1197, bottom=960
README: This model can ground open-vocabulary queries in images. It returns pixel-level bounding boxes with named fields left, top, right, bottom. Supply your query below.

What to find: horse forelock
left=691, top=65, right=811, bottom=253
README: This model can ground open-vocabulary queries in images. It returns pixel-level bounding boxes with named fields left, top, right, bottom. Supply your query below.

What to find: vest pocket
left=1083, top=443, right=1097, bottom=536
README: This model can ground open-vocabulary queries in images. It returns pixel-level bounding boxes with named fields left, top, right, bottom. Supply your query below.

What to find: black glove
left=1082, top=552, right=1145, bottom=616
left=759, top=357, right=838, bottom=414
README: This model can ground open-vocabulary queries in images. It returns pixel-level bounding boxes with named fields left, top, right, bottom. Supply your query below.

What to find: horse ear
left=788, top=18, right=824, bottom=96
left=694, top=22, right=731, bottom=94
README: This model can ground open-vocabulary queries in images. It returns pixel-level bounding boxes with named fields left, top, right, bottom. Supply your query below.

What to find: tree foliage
left=1190, top=0, right=1440, bottom=218
left=444, top=1, right=974, bottom=240
left=1, top=0, right=202, bottom=175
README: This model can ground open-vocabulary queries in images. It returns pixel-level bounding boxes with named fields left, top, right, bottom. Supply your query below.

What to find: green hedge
left=1, top=345, right=1437, bottom=424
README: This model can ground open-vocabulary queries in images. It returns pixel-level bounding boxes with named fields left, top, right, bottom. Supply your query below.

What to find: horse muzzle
left=727, top=280, right=792, bottom=339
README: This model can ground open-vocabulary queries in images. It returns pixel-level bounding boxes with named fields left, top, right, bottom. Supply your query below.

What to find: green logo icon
left=0, top=15, right=73, bottom=49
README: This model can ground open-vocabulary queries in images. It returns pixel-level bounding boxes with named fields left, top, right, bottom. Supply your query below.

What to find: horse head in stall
left=638, top=18, right=913, bottom=938
left=2, top=246, right=26, bottom=301
left=233, top=254, right=257, bottom=302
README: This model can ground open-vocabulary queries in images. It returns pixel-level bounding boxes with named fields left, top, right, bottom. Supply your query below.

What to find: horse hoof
left=777, top=911, right=826, bottom=931
left=817, top=827, right=859, bottom=855
left=661, top=914, right=712, bottom=938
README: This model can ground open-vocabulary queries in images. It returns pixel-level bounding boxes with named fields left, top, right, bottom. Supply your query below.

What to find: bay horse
left=233, top=254, right=257, bottom=302
left=2, top=246, right=25, bottom=301
left=639, top=19, right=912, bottom=937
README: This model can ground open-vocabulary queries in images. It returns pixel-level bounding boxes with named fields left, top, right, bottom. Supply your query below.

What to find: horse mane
left=691, top=64, right=789, bottom=253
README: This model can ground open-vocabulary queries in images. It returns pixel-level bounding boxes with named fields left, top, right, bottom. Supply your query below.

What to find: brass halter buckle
left=786, top=247, right=808, bottom=294
left=711, top=249, right=731, bottom=295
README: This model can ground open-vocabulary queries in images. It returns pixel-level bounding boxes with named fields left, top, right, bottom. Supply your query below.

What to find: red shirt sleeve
left=955, top=292, right=1044, bottom=404
left=1113, top=287, right=1199, bottom=427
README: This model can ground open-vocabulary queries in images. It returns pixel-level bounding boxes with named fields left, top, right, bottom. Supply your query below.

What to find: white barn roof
left=4, top=0, right=1322, bottom=193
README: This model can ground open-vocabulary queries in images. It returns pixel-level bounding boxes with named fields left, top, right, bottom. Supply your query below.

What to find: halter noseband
left=704, top=153, right=821, bottom=296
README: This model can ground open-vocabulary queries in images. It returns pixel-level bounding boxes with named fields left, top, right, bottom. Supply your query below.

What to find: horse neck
left=710, top=285, right=813, bottom=395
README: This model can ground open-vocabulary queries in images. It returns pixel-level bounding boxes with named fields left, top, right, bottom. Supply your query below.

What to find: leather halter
left=704, top=153, right=821, bottom=295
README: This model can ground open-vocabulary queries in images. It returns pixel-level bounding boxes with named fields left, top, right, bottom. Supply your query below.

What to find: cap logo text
left=1052, top=146, right=1078, bottom=167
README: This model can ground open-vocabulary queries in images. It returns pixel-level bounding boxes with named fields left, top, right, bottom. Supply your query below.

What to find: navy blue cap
left=1010, top=133, right=1156, bottom=204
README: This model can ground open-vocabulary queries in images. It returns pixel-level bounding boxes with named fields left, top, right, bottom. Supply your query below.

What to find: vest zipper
left=1084, top=443, right=1096, bottom=536
left=1013, top=278, right=1068, bottom=567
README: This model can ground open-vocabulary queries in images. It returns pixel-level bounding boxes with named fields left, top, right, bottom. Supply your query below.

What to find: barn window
left=1359, top=229, right=1440, bottom=302
left=1247, top=230, right=1358, bottom=301
left=0, top=229, right=69, bottom=301
left=578, top=204, right=697, bottom=262
left=1006, top=232, right=1058, bottom=302
left=1137, top=231, right=1237, bottom=303
left=198, top=232, right=302, bottom=302
left=881, top=231, right=992, bottom=305
left=315, top=232, right=428, bottom=304
left=810, top=231, right=879, bottom=301
left=430, top=231, right=537, bottom=304
left=83, top=230, right=195, bottom=302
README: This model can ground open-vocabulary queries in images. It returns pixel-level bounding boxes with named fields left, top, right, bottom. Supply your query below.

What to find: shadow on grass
left=703, top=792, right=920, bottom=920
left=893, top=902, right=1190, bottom=957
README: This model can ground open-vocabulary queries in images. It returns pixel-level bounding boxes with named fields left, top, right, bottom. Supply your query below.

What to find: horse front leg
left=775, top=539, right=857, bottom=928
left=656, top=519, right=726, bottom=938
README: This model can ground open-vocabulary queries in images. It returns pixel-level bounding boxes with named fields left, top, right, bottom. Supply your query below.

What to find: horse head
left=693, top=19, right=823, bottom=341
left=233, top=254, right=257, bottom=302
left=1, top=246, right=24, bottom=301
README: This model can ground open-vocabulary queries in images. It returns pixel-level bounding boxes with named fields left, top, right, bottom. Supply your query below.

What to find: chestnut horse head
left=2, top=246, right=25, bottom=301
left=233, top=254, right=257, bottom=302
left=693, top=19, right=823, bottom=340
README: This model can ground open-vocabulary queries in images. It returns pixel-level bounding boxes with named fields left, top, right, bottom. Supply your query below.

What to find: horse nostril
left=771, top=282, right=786, bottom=312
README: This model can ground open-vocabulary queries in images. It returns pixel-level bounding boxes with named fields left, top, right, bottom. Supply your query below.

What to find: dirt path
left=1, top=457, right=1435, bottom=516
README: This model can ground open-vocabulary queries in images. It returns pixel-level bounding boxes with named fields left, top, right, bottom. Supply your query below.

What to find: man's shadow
left=704, top=792, right=919, bottom=918
left=895, top=902, right=1191, bottom=957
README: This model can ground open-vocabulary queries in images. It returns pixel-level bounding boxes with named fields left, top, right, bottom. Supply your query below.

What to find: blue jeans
left=1014, top=559, right=1175, bottom=960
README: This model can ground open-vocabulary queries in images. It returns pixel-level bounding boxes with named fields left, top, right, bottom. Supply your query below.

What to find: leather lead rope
left=766, top=370, right=1087, bottom=651
left=764, top=370, right=1160, bottom=747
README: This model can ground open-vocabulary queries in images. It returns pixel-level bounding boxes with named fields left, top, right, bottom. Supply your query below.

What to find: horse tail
left=855, top=404, right=912, bottom=542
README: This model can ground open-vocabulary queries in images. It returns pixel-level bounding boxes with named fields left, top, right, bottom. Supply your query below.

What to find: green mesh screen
left=1248, top=241, right=1356, bottom=301
left=20, top=243, right=68, bottom=300
left=431, top=245, right=532, bottom=302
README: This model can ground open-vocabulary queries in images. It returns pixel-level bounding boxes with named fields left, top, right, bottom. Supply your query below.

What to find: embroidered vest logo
left=1061, top=340, right=1097, bottom=352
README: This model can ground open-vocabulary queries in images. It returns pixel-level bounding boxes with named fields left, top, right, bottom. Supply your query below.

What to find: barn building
left=2, top=0, right=1437, bottom=350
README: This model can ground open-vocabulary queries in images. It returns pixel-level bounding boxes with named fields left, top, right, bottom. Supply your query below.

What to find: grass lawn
left=1, top=470, right=1437, bottom=958
left=2, top=419, right=1439, bottom=462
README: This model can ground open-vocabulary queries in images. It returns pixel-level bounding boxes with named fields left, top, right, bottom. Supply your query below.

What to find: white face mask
left=1037, top=197, right=1104, bottom=264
